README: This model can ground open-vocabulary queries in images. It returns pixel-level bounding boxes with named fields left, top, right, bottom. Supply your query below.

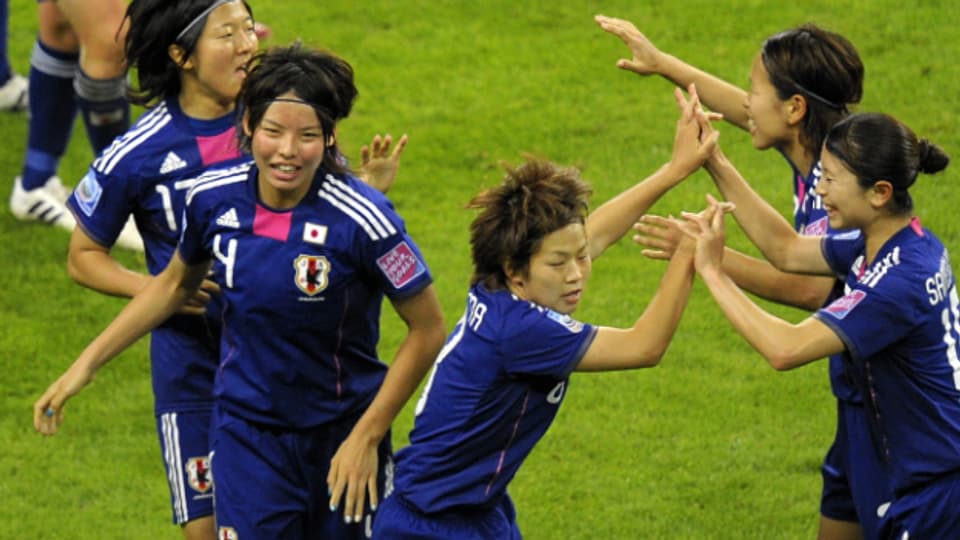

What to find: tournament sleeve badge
left=74, top=171, right=104, bottom=217
left=377, top=241, right=426, bottom=289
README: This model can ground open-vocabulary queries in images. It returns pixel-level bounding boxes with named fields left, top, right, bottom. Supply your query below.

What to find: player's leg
left=817, top=403, right=864, bottom=540
left=10, top=1, right=78, bottom=230
left=157, top=410, right=216, bottom=540
left=372, top=492, right=521, bottom=539
left=0, top=0, right=28, bottom=112
left=210, top=406, right=309, bottom=540
left=53, top=0, right=129, bottom=154
left=879, top=474, right=960, bottom=538
left=305, top=417, right=393, bottom=539
left=843, top=401, right=894, bottom=540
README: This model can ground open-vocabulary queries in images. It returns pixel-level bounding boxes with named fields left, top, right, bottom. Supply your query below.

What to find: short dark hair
left=467, top=159, right=592, bottom=289
left=124, top=0, right=254, bottom=107
left=235, top=43, right=357, bottom=175
left=825, top=113, right=950, bottom=214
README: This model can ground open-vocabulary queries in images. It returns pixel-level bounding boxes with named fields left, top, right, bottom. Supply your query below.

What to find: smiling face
left=816, top=148, right=875, bottom=230
left=247, top=92, right=328, bottom=209
left=743, top=54, right=794, bottom=151
left=177, top=1, right=258, bottom=117
left=506, top=222, right=592, bottom=315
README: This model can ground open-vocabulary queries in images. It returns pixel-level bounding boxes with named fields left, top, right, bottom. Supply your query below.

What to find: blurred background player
left=0, top=0, right=28, bottom=112
left=597, top=16, right=888, bottom=540
left=9, top=0, right=130, bottom=234
left=62, top=1, right=258, bottom=538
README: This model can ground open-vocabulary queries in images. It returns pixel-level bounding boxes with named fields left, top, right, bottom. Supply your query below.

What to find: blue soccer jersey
left=392, top=284, right=597, bottom=514
left=66, top=98, right=247, bottom=413
left=178, top=162, right=433, bottom=429
left=815, top=218, right=960, bottom=493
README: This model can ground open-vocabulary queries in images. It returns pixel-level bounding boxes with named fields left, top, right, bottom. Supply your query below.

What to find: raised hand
left=633, top=214, right=684, bottom=260
left=359, top=133, right=409, bottom=194
left=595, top=15, right=665, bottom=76
left=679, top=194, right=735, bottom=275
left=669, top=83, right=722, bottom=178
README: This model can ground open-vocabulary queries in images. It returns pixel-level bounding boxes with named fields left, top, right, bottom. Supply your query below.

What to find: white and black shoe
left=9, top=175, right=76, bottom=232
left=0, top=74, right=28, bottom=112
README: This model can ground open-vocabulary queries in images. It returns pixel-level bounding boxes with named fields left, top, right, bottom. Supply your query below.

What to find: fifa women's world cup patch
left=546, top=309, right=585, bottom=333
left=824, top=290, right=867, bottom=320
left=74, top=171, right=104, bottom=217
left=377, top=241, right=426, bottom=288
left=294, top=254, right=331, bottom=296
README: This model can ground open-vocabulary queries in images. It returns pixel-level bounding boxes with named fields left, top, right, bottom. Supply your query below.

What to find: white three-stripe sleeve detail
left=318, top=190, right=381, bottom=240
left=325, top=176, right=397, bottom=235
left=97, top=106, right=172, bottom=175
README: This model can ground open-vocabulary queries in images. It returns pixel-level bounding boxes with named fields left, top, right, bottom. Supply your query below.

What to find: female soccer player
left=55, top=2, right=258, bottom=538
left=682, top=111, right=958, bottom=539
left=596, top=16, right=886, bottom=539
left=35, top=42, right=430, bottom=540
left=372, top=86, right=724, bottom=539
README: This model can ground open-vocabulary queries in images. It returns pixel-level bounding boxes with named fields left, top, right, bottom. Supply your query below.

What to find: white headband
left=175, top=0, right=232, bottom=42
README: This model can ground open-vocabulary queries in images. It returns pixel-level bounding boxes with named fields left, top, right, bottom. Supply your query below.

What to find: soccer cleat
left=10, top=175, right=77, bottom=232
left=41, top=176, right=72, bottom=202
left=0, top=74, right=28, bottom=112
left=114, top=216, right=145, bottom=253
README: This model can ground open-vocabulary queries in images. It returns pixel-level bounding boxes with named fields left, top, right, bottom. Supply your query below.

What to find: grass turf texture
left=2, top=1, right=958, bottom=538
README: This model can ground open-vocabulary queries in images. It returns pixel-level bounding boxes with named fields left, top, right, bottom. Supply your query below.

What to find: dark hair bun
left=918, top=138, right=950, bottom=175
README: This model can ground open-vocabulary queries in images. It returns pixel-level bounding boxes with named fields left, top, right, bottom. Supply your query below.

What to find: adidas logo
left=216, top=208, right=240, bottom=228
left=160, top=151, right=188, bottom=174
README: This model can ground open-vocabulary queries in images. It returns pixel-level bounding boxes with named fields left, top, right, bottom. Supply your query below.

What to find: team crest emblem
left=294, top=254, right=330, bottom=296
left=217, top=526, right=238, bottom=540
left=185, top=456, right=212, bottom=493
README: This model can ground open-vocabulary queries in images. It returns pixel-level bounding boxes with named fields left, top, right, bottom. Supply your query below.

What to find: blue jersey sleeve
left=501, top=306, right=596, bottom=379
left=68, top=167, right=137, bottom=247
left=347, top=182, right=433, bottom=299
left=815, top=271, right=918, bottom=361
left=821, top=230, right=864, bottom=277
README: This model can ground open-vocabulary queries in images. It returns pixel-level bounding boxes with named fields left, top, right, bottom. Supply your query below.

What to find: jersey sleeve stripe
left=318, top=189, right=382, bottom=240
left=96, top=104, right=172, bottom=174
left=327, top=176, right=398, bottom=234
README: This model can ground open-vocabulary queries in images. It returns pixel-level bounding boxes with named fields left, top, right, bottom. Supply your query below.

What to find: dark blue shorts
left=878, top=471, right=960, bottom=539
left=210, top=405, right=392, bottom=540
left=373, top=493, right=522, bottom=540
left=820, top=400, right=893, bottom=539
left=156, top=408, right=214, bottom=525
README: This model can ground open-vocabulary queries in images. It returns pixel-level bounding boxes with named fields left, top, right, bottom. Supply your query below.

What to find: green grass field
left=2, top=1, right=958, bottom=538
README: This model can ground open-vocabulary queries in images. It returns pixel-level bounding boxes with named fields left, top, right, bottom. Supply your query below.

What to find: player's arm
left=634, top=215, right=834, bottom=310
left=327, top=284, right=446, bottom=525
left=705, top=148, right=828, bottom=274
left=594, top=14, right=750, bottom=130
left=723, top=250, right=834, bottom=311
left=33, top=252, right=210, bottom=435
left=577, top=233, right=695, bottom=371
left=587, top=85, right=719, bottom=260
left=67, top=226, right=220, bottom=316
left=682, top=199, right=844, bottom=370
left=67, top=226, right=150, bottom=297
